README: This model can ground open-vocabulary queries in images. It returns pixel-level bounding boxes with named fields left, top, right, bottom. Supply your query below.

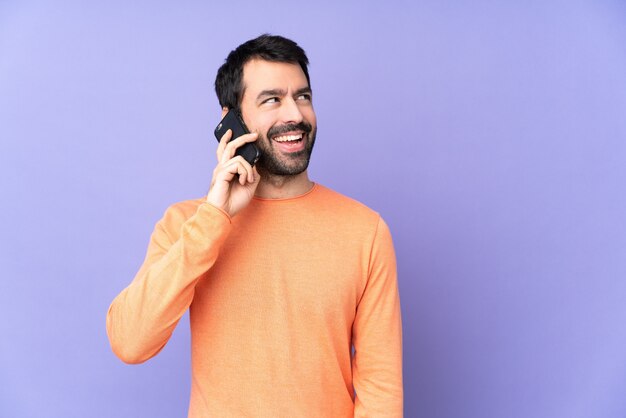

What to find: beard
left=255, top=121, right=317, bottom=176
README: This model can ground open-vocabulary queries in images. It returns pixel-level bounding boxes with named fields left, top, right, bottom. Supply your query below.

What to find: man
left=106, top=34, right=403, bottom=417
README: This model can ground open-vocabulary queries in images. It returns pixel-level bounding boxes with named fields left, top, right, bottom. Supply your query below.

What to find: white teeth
left=273, top=134, right=303, bottom=142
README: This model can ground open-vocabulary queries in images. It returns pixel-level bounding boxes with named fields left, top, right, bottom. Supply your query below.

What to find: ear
left=221, top=107, right=229, bottom=118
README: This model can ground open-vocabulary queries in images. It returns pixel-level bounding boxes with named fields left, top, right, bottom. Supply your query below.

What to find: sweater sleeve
left=106, top=202, right=232, bottom=364
left=352, top=216, right=404, bottom=417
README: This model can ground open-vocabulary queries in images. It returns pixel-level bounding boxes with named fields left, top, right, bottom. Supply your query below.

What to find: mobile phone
left=214, top=109, right=261, bottom=166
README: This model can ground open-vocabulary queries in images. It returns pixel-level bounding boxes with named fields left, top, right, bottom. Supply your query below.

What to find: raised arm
left=106, top=203, right=232, bottom=364
left=106, top=127, right=261, bottom=364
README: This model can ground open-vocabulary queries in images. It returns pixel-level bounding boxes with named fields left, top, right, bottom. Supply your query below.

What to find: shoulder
left=311, top=183, right=384, bottom=230
left=310, top=185, right=396, bottom=269
left=156, top=196, right=206, bottom=232
left=313, top=184, right=379, bottom=215
left=164, top=196, right=205, bottom=217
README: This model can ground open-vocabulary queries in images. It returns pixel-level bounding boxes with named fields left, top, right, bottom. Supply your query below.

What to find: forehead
left=242, top=59, right=308, bottom=96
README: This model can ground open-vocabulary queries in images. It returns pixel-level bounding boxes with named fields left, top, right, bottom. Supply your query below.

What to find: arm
left=105, top=202, right=231, bottom=364
left=352, top=217, right=404, bottom=417
left=106, top=128, right=260, bottom=364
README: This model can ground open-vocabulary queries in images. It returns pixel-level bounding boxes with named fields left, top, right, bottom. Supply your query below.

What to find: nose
left=279, top=97, right=304, bottom=124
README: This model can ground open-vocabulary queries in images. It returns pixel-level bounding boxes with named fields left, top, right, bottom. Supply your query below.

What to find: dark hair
left=214, top=34, right=310, bottom=110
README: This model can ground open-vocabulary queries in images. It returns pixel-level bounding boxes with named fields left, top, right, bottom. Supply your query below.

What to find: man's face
left=238, top=59, right=317, bottom=176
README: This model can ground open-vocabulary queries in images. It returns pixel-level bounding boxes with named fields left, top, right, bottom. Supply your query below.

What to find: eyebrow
left=256, top=87, right=312, bottom=101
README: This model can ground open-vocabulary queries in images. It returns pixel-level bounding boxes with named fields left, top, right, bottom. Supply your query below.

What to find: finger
left=214, top=156, right=242, bottom=181
left=221, top=131, right=258, bottom=163
left=222, top=156, right=253, bottom=184
left=232, top=155, right=254, bottom=184
left=235, top=161, right=250, bottom=186
left=251, top=166, right=260, bottom=184
left=216, top=129, right=233, bottom=161
left=239, top=166, right=247, bottom=185
left=221, top=132, right=258, bottom=162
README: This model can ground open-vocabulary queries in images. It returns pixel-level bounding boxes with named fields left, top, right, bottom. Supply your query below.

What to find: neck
left=254, top=170, right=313, bottom=199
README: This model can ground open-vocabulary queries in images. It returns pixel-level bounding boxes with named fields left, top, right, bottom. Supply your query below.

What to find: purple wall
left=1, top=1, right=625, bottom=417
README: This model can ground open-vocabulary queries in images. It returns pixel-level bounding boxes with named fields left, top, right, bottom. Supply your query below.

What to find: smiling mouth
left=272, top=132, right=304, bottom=143
left=270, top=131, right=307, bottom=153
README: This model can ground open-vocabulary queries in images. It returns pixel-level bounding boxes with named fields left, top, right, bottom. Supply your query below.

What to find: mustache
left=267, top=121, right=312, bottom=139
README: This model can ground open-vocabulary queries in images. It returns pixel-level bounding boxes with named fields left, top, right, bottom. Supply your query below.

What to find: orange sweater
left=106, top=184, right=403, bottom=417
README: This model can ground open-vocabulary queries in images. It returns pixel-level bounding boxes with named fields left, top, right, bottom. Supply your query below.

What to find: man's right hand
left=206, top=129, right=261, bottom=217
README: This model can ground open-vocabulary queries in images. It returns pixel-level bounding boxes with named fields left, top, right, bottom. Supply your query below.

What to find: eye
left=297, top=94, right=312, bottom=101
left=262, top=97, right=279, bottom=104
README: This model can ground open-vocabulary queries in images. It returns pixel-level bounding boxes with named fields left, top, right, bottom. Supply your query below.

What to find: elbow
left=110, top=342, right=152, bottom=365
left=107, top=326, right=151, bottom=365
left=108, top=328, right=163, bottom=364
left=106, top=309, right=156, bottom=365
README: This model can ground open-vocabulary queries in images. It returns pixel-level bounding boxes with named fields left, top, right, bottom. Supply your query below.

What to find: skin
left=206, top=59, right=317, bottom=217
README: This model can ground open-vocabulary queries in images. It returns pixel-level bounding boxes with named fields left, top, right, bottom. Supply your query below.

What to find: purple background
left=1, top=1, right=625, bottom=417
